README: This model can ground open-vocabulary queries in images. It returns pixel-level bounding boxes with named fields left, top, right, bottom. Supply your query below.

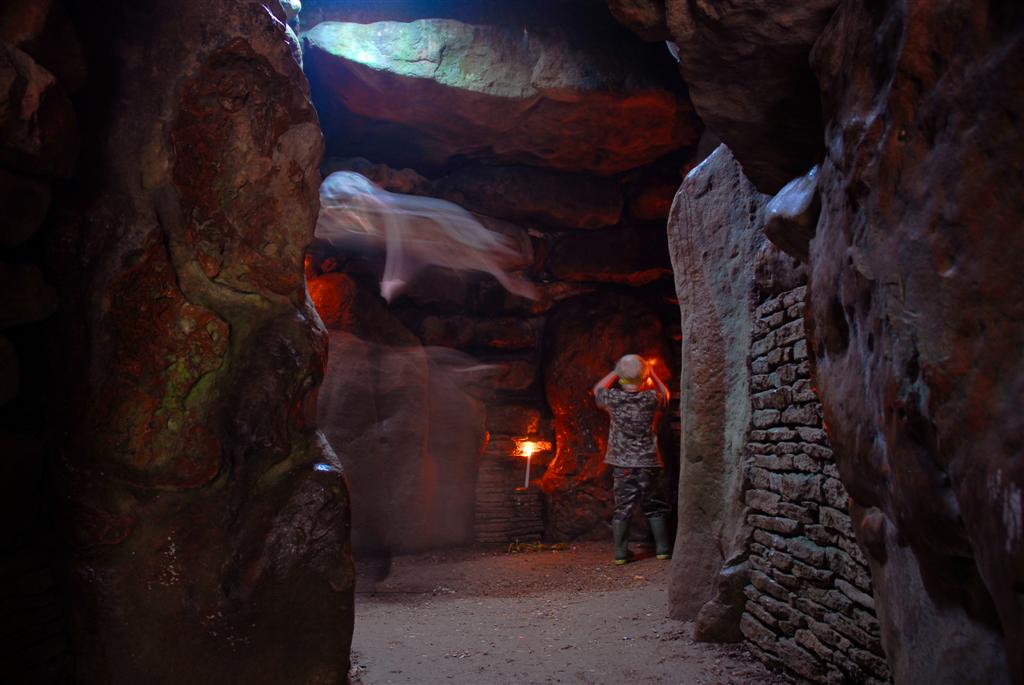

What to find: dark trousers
left=611, top=466, right=671, bottom=523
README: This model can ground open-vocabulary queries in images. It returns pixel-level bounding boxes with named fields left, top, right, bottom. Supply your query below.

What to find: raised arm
left=592, top=370, right=618, bottom=397
left=650, top=369, right=671, bottom=404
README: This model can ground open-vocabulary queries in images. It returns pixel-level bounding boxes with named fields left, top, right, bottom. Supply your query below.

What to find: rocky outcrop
left=806, top=1, right=1024, bottom=683
left=666, top=145, right=768, bottom=622
left=303, top=19, right=698, bottom=175
left=607, top=0, right=671, bottom=42
left=663, top=0, right=837, bottom=193
left=325, top=157, right=624, bottom=229
left=545, top=223, right=672, bottom=286
left=540, top=292, right=673, bottom=540
left=763, top=166, right=820, bottom=263
left=47, top=2, right=353, bottom=681
left=433, top=165, right=624, bottom=230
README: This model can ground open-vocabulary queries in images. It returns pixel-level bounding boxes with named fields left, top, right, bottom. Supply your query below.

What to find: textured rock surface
left=49, top=2, right=353, bottom=681
left=433, top=165, right=624, bottom=229
left=607, top=0, right=671, bottom=41
left=323, top=157, right=624, bottom=229
left=540, top=292, right=672, bottom=540
left=545, top=222, right=672, bottom=286
left=666, top=146, right=769, bottom=621
left=664, top=0, right=836, bottom=192
left=763, top=166, right=820, bottom=263
left=303, top=19, right=698, bottom=174
left=742, top=283, right=889, bottom=683
left=0, top=41, right=78, bottom=177
left=806, top=1, right=1024, bottom=682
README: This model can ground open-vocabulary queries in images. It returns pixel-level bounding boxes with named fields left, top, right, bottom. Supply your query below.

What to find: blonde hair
left=615, top=354, right=648, bottom=384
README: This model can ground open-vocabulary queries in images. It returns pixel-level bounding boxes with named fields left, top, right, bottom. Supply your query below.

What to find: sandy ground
left=349, top=542, right=783, bottom=685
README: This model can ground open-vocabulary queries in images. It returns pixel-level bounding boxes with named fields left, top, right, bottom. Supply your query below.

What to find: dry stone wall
left=741, top=284, right=890, bottom=684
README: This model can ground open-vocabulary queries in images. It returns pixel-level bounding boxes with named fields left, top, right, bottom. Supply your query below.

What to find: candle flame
left=513, top=438, right=551, bottom=459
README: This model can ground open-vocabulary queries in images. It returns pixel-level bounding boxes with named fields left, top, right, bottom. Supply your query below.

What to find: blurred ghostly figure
left=316, top=171, right=538, bottom=302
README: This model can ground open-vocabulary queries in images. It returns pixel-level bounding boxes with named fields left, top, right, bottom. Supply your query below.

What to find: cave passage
left=3, top=0, right=1021, bottom=683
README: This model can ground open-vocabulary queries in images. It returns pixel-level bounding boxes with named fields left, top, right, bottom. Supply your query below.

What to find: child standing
left=593, top=354, right=673, bottom=565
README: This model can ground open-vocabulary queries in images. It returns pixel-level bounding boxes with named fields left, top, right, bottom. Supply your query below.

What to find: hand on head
left=615, top=354, right=649, bottom=391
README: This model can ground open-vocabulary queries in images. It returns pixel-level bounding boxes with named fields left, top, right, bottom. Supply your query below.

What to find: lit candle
left=514, top=439, right=550, bottom=491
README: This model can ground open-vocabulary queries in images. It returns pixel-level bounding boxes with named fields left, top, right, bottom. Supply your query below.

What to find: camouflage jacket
left=595, top=387, right=662, bottom=468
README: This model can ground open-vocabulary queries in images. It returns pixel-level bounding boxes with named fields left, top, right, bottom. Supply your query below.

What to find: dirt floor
left=349, top=542, right=783, bottom=684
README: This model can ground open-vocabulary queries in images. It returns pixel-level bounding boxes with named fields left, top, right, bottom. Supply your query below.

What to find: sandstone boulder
left=664, top=0, right=837, bottom=192
left=807, top=2, right=1023, bottom=682
left=303, top=19, right=698, bottom=175
left=540, top=292, right=672, bottom=540
left=666, top=145, right=769, bottom=622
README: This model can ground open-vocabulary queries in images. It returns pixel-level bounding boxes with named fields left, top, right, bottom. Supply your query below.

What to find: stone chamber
left=0, top=0, right=1020, bottom=683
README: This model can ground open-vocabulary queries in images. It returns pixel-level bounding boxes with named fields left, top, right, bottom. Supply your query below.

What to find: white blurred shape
left=316, top=171, right=537, bottom=302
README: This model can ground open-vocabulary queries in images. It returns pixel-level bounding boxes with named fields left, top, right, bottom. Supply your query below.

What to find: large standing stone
left=664, top=0, right=837, bottom=192
left=53, top=2, right=353, bottom=681
left=540, top=292, right=672, bottom=540
left=807, top=2, right=1023, bottom=682
left=665, top=145, right=769, bottom=621
left=303, top=19, right=698, bottom=175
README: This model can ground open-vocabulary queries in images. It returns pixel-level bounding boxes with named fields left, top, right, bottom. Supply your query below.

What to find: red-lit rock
left=664, top=0, right=836, bottom=192
left=303, top=19, right=698, bottom=175
left=540, top=292, right=672, bottom=540
left=807, top=2, right=1024, bottom=682
left=665, top=145, right=768, bottom=622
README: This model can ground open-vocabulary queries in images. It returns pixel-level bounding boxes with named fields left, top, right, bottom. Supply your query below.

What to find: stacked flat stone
left=741, top=285, right=891, bottom=684
left=473, top=441, right=545, bottom=543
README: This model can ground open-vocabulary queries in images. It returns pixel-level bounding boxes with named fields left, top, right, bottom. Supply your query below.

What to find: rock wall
left=666, top=145, right=767, bottom=622
left=304, top=10, right=689, bottom=545
left=667, top=145, right=890, bottom=680
left=662, top=0, right=837, bottom=193
left=27, top=1, right=355, bottom=681
left=742, top=283, right=890, bottom=683
left=804, top=1, right=1024, bottom=682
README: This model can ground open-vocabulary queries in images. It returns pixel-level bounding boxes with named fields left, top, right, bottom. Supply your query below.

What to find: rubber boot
left=649, top=516, right=672, bottom=560
left=612, top=520, right=632, bottom=565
